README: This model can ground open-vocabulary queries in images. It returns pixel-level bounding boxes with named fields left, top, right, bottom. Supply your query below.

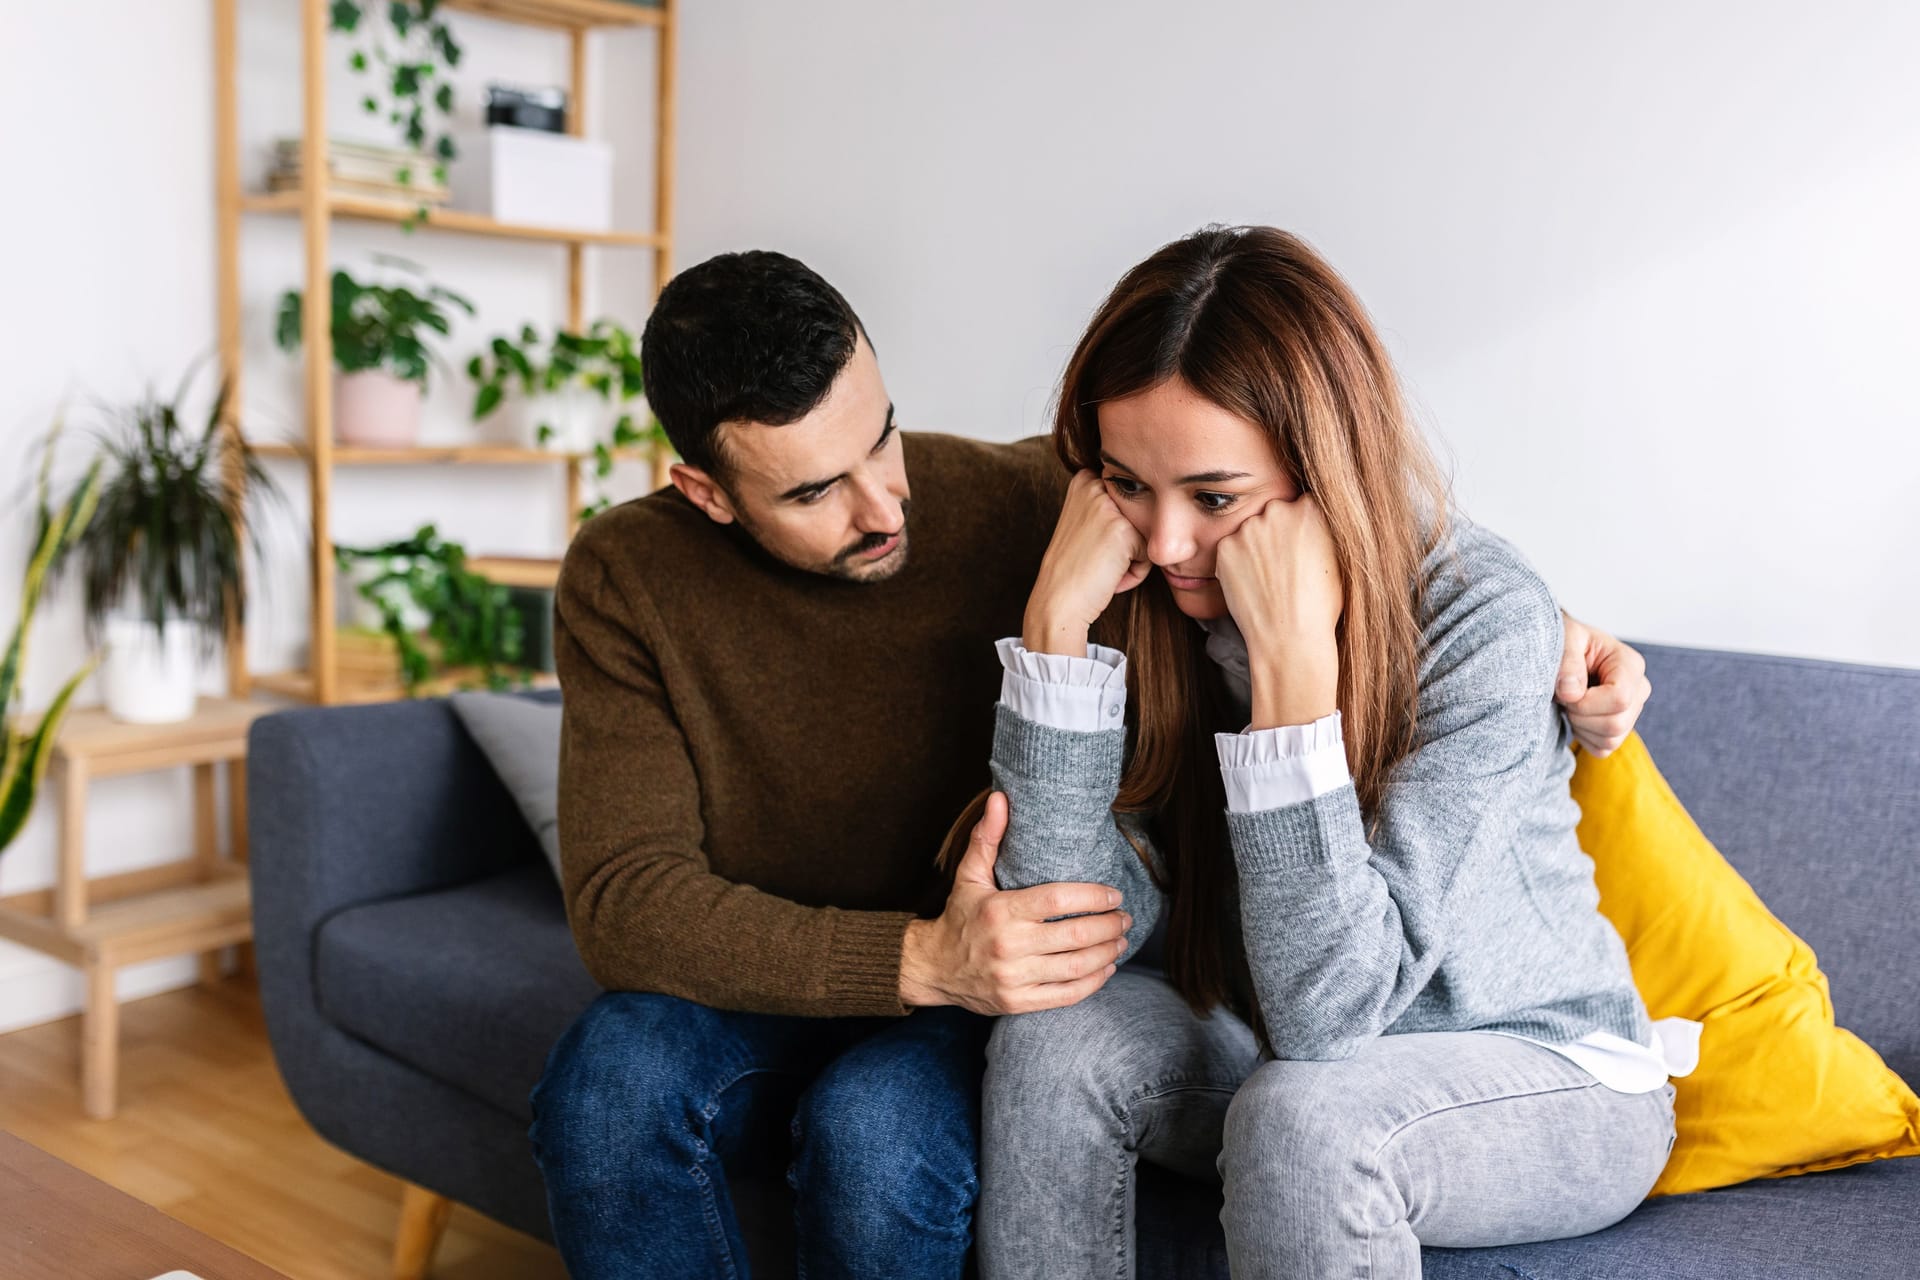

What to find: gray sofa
left=248, top=642, right=1920, bottom=1277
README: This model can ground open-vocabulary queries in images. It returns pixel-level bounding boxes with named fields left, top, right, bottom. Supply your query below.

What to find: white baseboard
left=0, top=948, right=211, bottom=1035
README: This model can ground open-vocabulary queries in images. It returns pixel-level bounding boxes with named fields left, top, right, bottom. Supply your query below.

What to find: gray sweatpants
left=978, top=969, right=1676, bottom=1279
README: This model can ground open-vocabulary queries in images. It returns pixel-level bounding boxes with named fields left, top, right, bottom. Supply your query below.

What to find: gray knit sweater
left=989, top=516, right=1654, bottom=1062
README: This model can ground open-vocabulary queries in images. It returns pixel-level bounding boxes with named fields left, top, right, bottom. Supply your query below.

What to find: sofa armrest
left=246, top=695, right=543, bottom=1028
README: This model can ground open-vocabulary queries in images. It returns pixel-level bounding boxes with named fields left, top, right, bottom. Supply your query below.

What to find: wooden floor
left=0, top=971, right=568, bottom=1280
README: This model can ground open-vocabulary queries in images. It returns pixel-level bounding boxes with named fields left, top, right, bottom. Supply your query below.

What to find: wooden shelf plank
left=250, top=671, right=317, bottom=701
left=241, top=189, right=666, bottom=248
left=467, top=555, right=563, bottom=589
left=0, top=906, right=84, bottom=966
left=247, top=668, right=558, bottom=706
left=443, top=0, right=665, bottom=29
left=40, top=699, right=279, bottom=762
left=251, top=440, right=580, bottom=464
left=6, top=699, right=283, bottom=779
left=69, top=878, right=252, bottom=951
left=248, top=440, right=652, bottom=465
left=0, top=860, right=240, bottom=922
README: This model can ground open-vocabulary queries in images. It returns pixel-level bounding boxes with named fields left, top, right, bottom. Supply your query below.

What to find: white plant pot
left=525, top=385, right=614, bottom=454
left=335, top=370, right=424, bottom=447
left=339, top=556, right=432, bottom=632
left=101, top=616, right=201, bottom=724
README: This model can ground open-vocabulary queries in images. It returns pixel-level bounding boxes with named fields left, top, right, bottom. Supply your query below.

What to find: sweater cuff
left=822, top=909, right=917, bottom=1016
left=1226, top=780, right=1366, bottom=875
left=992, top=701, right=1127, bottom=784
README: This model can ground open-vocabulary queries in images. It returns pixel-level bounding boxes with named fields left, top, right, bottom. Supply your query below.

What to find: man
left=527, top=250, right=1651, bottom=1278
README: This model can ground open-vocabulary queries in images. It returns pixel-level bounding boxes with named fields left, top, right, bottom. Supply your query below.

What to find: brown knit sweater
left=554, top=432, right=1068, bottom=1017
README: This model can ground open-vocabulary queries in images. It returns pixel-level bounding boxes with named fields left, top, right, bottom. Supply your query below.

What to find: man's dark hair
left=641, top=250, right=868, bottom=479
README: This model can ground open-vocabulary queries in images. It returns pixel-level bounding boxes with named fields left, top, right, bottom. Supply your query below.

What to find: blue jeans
left=528, top=990, right=989, bottom=1279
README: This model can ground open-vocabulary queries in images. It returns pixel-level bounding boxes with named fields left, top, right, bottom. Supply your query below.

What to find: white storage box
left=451, top=126, right=613, bottom=231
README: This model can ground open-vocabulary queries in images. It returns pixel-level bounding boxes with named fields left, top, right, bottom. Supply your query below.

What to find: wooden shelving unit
left=213, top=0, right=677, bottom=706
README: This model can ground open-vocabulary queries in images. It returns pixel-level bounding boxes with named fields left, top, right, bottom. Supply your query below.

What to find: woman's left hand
left=1215, top=495, right=1344, bottom=726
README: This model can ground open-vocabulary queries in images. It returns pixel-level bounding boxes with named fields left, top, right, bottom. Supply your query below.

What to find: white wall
left=672, top=0, right=1919, bottom=666
left=0, top=1, right=1913, bottom=1030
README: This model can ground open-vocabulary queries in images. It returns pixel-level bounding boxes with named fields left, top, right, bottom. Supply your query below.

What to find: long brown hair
left=942, top=226, right=1452, bottom=1029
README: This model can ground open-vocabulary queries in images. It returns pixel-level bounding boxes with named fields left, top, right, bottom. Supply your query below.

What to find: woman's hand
left=1215, top=495, right=1343, bottom=728
left=1023, top=470, right=1151, bottom=657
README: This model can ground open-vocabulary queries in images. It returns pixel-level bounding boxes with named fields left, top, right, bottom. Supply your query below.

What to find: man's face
left=689, top=336, right=913, bottom=583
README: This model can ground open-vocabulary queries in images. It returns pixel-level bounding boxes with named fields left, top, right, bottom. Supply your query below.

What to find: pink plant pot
left=335, top=370, right=424, bottom=447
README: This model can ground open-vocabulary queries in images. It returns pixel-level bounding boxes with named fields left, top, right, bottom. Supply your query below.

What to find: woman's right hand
left=1022, top=470, right=1151, bottom=657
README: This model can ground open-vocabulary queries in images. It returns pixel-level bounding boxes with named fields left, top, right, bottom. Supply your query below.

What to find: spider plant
left=2, top=435, right=103, bottom=856
left=57, top=363, right=285, bottom=657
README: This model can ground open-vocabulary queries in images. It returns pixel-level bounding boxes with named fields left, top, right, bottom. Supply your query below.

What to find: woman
left=965, top=226, right=1698, bottom=1277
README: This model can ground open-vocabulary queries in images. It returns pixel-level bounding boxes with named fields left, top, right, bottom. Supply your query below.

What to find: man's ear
left=669, top=463, right=739, bottom=525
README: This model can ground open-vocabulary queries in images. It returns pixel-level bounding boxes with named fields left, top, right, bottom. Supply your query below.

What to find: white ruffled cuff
left=994, top=637, right=1129, bottom=733
left=1214, top=711, right=1351, bottom=813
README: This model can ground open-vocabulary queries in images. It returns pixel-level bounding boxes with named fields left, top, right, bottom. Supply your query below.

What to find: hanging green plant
left=467, top=318, right=667, bottom=521
left=329, top=0, right=463, bottom=189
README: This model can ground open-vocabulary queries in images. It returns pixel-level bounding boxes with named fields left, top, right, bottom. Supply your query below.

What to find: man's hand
left=900, top=792, right=1129, bottom=1014
left=1557, top=611, right=1652, bottom=757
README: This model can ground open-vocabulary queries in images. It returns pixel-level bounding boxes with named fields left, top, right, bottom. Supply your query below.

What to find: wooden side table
left=0, top=698, right=276, bottom=1119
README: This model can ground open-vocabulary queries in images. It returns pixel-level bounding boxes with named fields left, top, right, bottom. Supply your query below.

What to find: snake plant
left=1, top=434, right=104, bottom=855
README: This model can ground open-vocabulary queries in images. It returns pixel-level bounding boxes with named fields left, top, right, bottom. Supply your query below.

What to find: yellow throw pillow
left=1571, top=732, right=1920, bottom=1197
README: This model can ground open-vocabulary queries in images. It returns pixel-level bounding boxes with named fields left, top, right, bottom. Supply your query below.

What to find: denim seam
left=1369, top=1076, right=1602, bottom=1160
left=689, top=1058, right=808, bottom=1280
left=1126, top=1072, right=1249, bottom=1106
left=1108, top=1093, right=1133, bottom=1280
left=1108, top=1076, right=1243, bottom=1279
left=686, top=1157, right=742, bottom=1280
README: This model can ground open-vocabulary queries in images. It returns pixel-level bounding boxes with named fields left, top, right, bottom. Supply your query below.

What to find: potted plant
left=2, top=437, right=103, bottom=858
left=275, top=257, right=474, bottom=447
left=333, top=524, right=529, bottom=695
left=51, top=368, right=284, bottom=724
left=468, top=318, right=667, bottom=518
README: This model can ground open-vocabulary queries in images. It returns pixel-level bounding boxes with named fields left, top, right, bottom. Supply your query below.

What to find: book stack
left=267, top=138, right=451, bottom=205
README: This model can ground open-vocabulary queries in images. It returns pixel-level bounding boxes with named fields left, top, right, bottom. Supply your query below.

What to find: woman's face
left=1096, top=376, right=1298, bottom=621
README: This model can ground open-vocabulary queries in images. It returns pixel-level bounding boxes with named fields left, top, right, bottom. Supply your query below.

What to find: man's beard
left=824, top=499, right=913, bottom=581
left=736, top=497, right=914, bottom=582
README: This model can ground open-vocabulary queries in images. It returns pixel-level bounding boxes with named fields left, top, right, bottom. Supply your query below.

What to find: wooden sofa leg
left=393, top=1182, right=454, bottom=1280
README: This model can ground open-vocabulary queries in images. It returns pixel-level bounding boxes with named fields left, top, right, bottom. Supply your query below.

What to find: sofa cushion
left=1631, top=644, right=1920, bottom=1086
left=1421, top=1156, right=1920, bottom=1279
left=314, top=860, right=600, bottom=1119
left=1570, top=732, right=1919, bottom=1195
left=1130, top=1158, right=1920, bottom=1279
left=447, top=691, right=565, bottom=883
